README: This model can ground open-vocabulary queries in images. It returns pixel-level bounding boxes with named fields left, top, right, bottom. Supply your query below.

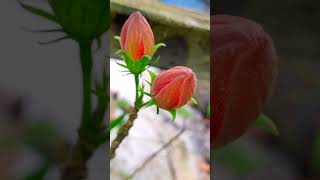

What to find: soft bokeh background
left=0, top=0, right=109, bottom=179
left=110, top=0, right=210, bottom=179
left=212, top=0, right=320, bottom=179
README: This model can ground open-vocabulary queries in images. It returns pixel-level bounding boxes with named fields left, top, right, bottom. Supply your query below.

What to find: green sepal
left=135, top=84, right=145, bottom=108
left=255, top=114, right=279, bottom=136
left=152, top=43, right=166, bottom=57
left=145, top=80, right=152, bottom=86
left=38, top=36, right=69, bottom=45
left=189, top=97, right=198, bottom=105
left=147, top=70, right=157, bottom=83
left=114, top=36, right=121, bottom=46
left=167, top=109, right=177, bottom=121
left=115, top=49, right=125, bottom=56
left=116, top=62, right=128, bottom=69
left=142, top=99, right=156, bottom=108
left=19, top=1, right=58, bottom=23
left=140, top=91, right=151, bottom=97
left=123, top=53, right=151, bottom=75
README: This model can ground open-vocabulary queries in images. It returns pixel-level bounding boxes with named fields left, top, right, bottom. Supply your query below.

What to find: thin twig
left=124, top=127, right=186, bottom=179
left=110, top=107, right=138, bottom=159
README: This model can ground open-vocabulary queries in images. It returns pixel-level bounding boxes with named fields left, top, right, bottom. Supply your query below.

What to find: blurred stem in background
left=19, top=0, right=110, bottom=179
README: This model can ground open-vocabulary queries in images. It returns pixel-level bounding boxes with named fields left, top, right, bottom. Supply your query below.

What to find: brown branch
left=124, top=127, right=186, bottom=180
left=60, top=140, right=93, bottom=180
left=110, top=107, right=138, bottom=159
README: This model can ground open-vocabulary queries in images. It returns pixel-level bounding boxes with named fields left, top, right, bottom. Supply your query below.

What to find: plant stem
left=61, top=40, right=97, bottom=180
left=109, top=107, right=138, bottom=159
left=80, top=41, right=93, bottom=127
left=134, top=74, right=139, bottom=103
left=110, top=73, right=141, bottom=159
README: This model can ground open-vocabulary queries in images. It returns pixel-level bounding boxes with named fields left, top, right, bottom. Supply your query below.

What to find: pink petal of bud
left=151, top=66, right=197, bottom=110
left=120, top=11, right=154, bottom=62
left=211, top=15, right=278, bottom=148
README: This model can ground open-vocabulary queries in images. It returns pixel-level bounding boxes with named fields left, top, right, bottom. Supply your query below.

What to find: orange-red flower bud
left=211, top=15, right=278, bottom=148
left=151, top=66, right=197, bottom=110
left=120, top=11, right=154, bottom=62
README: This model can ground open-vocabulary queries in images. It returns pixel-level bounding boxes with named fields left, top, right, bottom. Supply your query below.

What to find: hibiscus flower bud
left=151, top=66, right=197, bottom=110
left=211, top=15, right=278, bottom=148
left=49, top=0, right=109, bottom=41
left=120, top=11, right=155, bottom=62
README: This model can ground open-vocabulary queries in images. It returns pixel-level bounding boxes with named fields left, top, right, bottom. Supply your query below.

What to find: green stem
left=110, top=73, right=141, bottom=159
left=61, top=40, right=94, bottom=180
left=134, top=74, right=139, bottom=103
left=79, top=41, right=93, bottom=126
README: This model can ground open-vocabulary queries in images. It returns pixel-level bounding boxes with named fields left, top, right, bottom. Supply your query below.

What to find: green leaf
left=110, top=114, right=126, bottom=130
left=147, top=70, right=157, bottom=83
left=255, top=114, right=279, bottom=136
left=19, top=2, right=58, bottom=23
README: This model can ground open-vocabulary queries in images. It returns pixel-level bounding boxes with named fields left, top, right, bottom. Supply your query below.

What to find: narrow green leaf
left=110, top=114, right=126, bottom=130
left=255, top=114, right=279, bottom=136
left=19, top=2, right=58, bottom=23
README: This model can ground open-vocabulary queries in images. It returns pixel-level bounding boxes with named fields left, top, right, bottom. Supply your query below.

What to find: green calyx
left=19, top=0, right=109, bottom=43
